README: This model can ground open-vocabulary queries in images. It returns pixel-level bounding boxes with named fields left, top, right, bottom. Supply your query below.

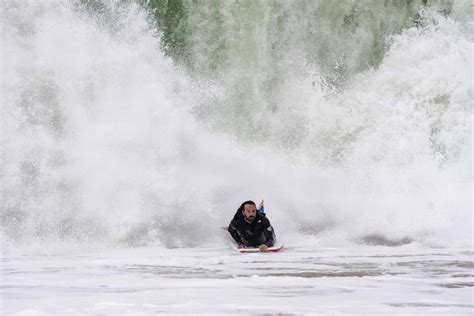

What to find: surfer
left=227, top=200, right=275, bottom=252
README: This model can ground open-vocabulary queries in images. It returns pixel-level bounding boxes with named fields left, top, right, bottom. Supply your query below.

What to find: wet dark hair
left=232, top=200, right=256, bottom=220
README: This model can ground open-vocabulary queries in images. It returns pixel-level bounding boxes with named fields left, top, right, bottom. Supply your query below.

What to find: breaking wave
left=1, top=0, right=472, bottom=250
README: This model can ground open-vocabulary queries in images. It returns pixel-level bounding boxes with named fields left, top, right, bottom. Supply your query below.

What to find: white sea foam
left=1, top=245, right=473, bottom=315
left=0, top=1, right=472, bottom=251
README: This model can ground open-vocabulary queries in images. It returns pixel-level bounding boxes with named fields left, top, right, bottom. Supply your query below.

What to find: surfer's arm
left=228, top=221, right=244, bottom=247
left=262, top=218, right=275, bottom=247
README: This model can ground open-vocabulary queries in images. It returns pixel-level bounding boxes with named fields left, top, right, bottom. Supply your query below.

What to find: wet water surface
left=2, top=246, right=472, bottom=315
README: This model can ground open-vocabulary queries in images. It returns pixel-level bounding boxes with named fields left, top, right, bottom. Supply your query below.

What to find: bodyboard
left=238, top=245, right=283, bottom=253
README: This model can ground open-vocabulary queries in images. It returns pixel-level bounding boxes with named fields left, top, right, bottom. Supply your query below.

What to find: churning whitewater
left=2, top=0, right=471, bottom=249
left=0, top=0, right=472, bottom=314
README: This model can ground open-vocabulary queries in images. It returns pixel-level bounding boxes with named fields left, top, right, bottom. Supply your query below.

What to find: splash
left=1, top=1, right=472, bottom=250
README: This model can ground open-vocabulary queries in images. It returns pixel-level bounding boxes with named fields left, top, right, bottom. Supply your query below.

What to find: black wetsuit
left=228, top=214, right=275, bottom=248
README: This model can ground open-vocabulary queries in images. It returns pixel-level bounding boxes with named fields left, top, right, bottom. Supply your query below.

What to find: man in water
left=227, top=200, right=275, bottom=252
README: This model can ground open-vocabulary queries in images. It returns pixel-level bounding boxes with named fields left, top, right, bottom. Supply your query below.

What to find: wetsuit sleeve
left=228, top=220, right=244, bottom=246
left=262, top=217, right=275, bottom=247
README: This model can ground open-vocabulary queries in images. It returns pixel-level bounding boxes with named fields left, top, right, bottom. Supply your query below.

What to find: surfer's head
left=241, top=200, right=257, bottom=223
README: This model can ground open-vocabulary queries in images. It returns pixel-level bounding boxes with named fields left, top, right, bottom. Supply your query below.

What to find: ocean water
left=2, top=244, right=473, bottom=315
left=1, top=0, right=472, bottom=314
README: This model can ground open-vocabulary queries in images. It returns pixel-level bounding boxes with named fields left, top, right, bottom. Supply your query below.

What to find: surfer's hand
left=259, top=244, right=269, bottom=252
left=238, top=244, right=245, bottom=249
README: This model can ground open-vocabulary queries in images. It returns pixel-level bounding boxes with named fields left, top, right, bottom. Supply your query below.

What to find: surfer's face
left=242, top=204, right=257, bottom=222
